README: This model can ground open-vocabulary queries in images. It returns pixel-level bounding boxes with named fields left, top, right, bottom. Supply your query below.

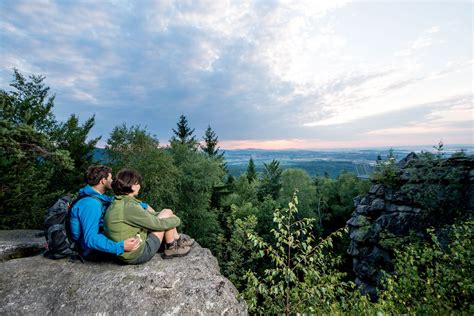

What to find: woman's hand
left=123, top=237, right=140, bottom=252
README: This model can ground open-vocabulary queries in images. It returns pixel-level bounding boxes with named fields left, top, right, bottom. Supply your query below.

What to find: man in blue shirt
left=70, top=165, right=145, bottom=259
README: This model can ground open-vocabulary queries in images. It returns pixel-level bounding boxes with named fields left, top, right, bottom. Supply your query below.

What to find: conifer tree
left=246, top=157, right=257, bottom=183
left=201, top=125, right=223, bottom=158
left=258, top=159, right=282, bottom=200
left=170, top=114, right=197, bottom=149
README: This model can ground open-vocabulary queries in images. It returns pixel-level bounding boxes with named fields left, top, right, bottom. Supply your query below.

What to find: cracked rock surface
left=0, top=230, right=46, bottom=262
left=0, top=234, right=247, bottom=315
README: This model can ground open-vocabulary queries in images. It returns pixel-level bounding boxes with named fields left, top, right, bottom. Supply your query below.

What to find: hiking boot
left=163, top=241, right=191, bottom=259
left=177, top=234, right=195, bottom=247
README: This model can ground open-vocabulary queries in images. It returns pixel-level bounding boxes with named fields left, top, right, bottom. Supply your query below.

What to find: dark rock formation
left=347, top=154, right=473, bottom=299
left=0, top=230, right=247, bottom=315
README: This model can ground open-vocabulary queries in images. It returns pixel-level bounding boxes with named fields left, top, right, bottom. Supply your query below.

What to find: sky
left=1, top=0, right=472, bottom=150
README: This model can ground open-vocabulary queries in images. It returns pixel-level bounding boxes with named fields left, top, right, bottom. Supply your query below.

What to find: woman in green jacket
left=104, top=168, right=193, bottom=264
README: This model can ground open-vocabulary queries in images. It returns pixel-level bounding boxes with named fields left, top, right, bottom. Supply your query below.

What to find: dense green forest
left=1, top=70, right=472, bottom=314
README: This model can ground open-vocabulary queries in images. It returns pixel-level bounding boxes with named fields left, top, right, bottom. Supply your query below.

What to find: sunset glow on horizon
left=219, top=137, right=473, bottom=151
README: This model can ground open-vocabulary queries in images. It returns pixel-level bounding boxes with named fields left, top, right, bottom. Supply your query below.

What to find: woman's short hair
left=86, top=165, right=112, bottom=186
left=112, top=168, right=142, bottom=195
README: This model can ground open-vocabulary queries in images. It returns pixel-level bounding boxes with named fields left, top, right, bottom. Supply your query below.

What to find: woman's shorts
left=129, top=233, right=161, bottom=265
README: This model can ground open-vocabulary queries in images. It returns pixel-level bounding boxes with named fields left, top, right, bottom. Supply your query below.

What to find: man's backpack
left=43, top=193, right=101, bottom=261
left=43, top=195, right=76, bottom=259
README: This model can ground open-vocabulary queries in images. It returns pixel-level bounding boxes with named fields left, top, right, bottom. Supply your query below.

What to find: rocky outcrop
left=0, top=229, right=46, bottom=262
left=0, top=230, right=247, bottom=315
left=347, top=154, right=473, bottom=299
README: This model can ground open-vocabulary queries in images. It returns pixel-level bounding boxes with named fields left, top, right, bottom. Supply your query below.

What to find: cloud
left=366, top=125, right=471, bottom=136
left=426, top=103, right=473, bottom=124
left=394, top=26, right=440, bottom=57
left=71, top=89, right=98, bottom=104
left=301, top=56, right=473, bottom=128
left=365, top=95, right=473, bottom=137
left=0, top=1, right=471, bottom=149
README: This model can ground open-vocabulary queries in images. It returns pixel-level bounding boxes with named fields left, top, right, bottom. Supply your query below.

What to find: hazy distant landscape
left=222, top=145, right=474, bottom=178
left=94, top=144, right=474, bottom=178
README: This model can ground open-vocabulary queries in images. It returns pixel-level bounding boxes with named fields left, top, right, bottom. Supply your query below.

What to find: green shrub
left=371, top=148, right=400, bottom=187
left=241, top=192, right=358, bottom=315
left=377, top=220, right=473, bottom=314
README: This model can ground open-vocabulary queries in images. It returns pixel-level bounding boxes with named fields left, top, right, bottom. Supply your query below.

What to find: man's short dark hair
left=85, top=165, right=112, bottom=186
left=112, top=168, right=142, bottom=195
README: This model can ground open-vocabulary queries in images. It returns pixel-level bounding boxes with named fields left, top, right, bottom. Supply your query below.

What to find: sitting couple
left=69, top=165, right=193, bottom=264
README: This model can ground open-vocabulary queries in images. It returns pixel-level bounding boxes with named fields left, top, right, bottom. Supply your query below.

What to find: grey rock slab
left=369, top=184, right=385, bottom=196
left=0, top=244, right=247, bottom=315
left=385, top=203, right=397, bottom=213
left=359, top=196, right=370, bottom=205
left=396, top=205, right=413, bottom=212
left=346, top=214, right=370, bottom=227
left=356, top=205, right=369, bottom=215
left=353, top=195, right=362, bottom=208
left=349, top=226, right=372, bottom=243
left=0, top=230, right=46, bottom=262
left=369, top=198, right=385, bottom=212
left=368, top=184, right=381, bottom=195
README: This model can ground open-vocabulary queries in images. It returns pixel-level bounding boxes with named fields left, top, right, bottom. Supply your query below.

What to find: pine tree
left=246, top=157, right=257, bottom=183
left=258, top=159, right=282, bottom=200
left=201, top=125, right=223, bottom=158
left=170, top=114, right=197, bottom=149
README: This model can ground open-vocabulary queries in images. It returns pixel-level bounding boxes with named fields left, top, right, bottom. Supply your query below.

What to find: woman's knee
left=158, top=208, right=174, bottom=218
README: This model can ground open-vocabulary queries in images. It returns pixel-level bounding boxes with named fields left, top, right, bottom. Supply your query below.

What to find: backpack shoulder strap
left=70, top=193, right=104, bottom=210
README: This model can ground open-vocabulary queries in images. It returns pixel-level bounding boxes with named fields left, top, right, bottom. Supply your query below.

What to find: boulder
left=0, top=230, right=247, bottom=315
